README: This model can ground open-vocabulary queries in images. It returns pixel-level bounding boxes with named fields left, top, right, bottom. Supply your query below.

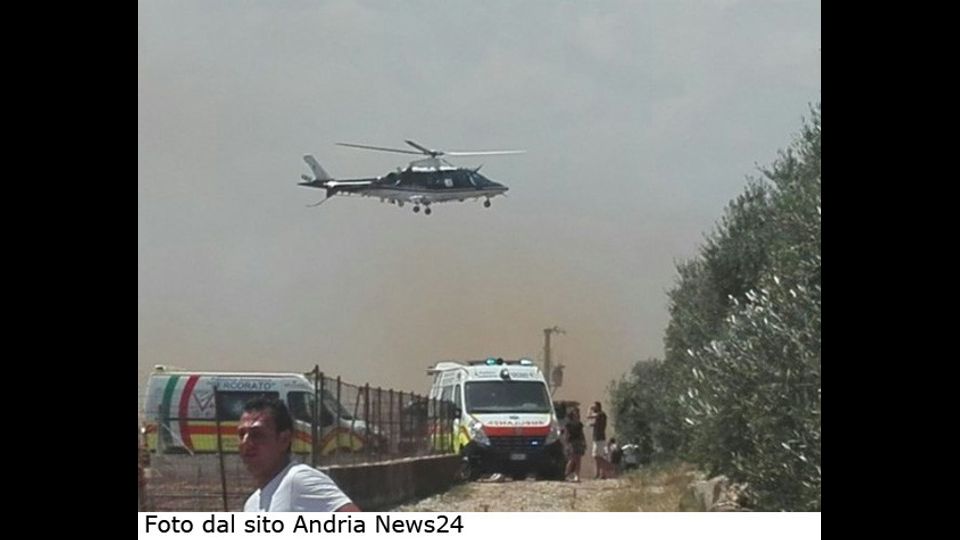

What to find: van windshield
left=464, top=381, right=552, bottom=414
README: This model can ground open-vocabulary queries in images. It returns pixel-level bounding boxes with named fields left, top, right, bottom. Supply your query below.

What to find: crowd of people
left=560, top=401, right=630, bottom=482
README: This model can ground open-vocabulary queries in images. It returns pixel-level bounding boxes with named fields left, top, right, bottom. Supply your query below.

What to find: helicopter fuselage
left=303, top=165, right=508, bottom=211
left=299, top=142, right=520, bottom=214
left=354, top=167, right=506, bottom=200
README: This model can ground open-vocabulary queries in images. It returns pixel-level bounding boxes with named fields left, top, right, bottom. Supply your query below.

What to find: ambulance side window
left=441, top=385, right=458, bottom=419
left=441, top=385, right=454, bottom=404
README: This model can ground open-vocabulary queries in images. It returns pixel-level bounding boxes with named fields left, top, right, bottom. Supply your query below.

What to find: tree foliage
left=611, top=104, right=821, bottom=511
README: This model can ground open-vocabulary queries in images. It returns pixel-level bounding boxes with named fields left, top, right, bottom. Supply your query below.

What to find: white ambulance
left=141, top=366, right=374, bottom=456
left=427, top=358, right=565, bottom=480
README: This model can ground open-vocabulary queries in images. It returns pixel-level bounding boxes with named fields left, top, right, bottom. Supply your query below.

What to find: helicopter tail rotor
left=303, top=185, right=342, bottom=208
left=300, top=155, right=337, bottom=208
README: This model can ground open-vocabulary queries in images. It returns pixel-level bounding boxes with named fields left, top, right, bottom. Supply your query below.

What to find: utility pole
left=543, top=326, right=565, bottom=393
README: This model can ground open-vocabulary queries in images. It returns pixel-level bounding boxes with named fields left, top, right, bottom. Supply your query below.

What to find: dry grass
left=602, top=461, right=703, bottom=512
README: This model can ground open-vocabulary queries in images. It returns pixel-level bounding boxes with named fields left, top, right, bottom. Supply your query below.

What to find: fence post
left=388, top=388, right=394, bottom=456
left=335, top=376, right=342, bottom=460
left=445, top=399, right=452, bottom=453
left=364, top=383, right=371, bottom=455
left=398, top=391, right=405, bottom=456
left=376, top=387, right=382, bottom=461
left=439, top=398, right=445, bottom=454
left=318, top=371, right=325, bottom=462
left=312, top=366, right=320, bottom=467
left=213, top=386, right=229, bottom=511
left=432, top=397, right=438, bottom=455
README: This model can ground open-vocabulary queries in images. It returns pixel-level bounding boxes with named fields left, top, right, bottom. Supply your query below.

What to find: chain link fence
left=139, top=366, right=455, bottom=511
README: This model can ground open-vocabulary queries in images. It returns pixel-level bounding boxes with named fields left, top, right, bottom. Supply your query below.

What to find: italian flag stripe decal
left=178, top=375, right=200, bottom=450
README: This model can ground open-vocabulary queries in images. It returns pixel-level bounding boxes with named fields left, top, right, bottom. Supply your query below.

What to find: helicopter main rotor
left=336, top=140, right=525, bottom=159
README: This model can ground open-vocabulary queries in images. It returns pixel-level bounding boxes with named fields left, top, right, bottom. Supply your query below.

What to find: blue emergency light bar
left=471, top=357, right=534, bottom=366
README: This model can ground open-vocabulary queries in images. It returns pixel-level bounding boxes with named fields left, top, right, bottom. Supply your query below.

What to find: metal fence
left=140, top=366, right=455, bottom=511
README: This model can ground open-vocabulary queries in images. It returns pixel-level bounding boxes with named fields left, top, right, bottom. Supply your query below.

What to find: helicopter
left=298, top=140, right=524, bottom=215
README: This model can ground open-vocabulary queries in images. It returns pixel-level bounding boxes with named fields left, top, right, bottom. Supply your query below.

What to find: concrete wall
left=323, top=455, right=462, bottom=511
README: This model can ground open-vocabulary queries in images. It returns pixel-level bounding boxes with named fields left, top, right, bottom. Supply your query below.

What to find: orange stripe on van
left=184, top=423, right=312, bottom=444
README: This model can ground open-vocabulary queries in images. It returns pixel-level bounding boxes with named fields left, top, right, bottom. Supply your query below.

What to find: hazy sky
left=138, top=0, right=821, bottom=410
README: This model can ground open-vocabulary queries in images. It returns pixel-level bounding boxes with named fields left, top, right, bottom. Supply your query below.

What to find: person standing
left=587, top=401, right=608, bottom=479
left=563, top=408, right=586, bottom=482
left=238, top=396, right=360, bottom=512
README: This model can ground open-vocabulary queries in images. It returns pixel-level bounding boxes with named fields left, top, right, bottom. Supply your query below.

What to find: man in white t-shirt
left=239, top=396, right=360, bottom=512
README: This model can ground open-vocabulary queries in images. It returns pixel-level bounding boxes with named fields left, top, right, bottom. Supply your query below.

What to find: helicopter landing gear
left=483, top=199, right=492, bottom=208
left=413, top=206, right=420, bottom=213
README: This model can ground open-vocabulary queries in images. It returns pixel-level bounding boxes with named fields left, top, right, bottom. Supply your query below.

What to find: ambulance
left=427, top=358, right=566, bottom=480
left=141, top=366, right=375, bottom=456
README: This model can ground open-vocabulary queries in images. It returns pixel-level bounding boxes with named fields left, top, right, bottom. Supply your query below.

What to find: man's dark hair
left=593, top=401, right=602, bottom=411
left=243, top=396, right=294, bottom=435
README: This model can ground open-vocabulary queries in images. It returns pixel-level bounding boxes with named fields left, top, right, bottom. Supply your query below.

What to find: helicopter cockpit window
left=451, top=170, right=472, bottom=188
left=469, top=171, right=493, bottom=187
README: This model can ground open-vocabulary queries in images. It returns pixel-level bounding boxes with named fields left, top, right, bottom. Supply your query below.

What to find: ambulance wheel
left=459, top=455, right=480, bottom=482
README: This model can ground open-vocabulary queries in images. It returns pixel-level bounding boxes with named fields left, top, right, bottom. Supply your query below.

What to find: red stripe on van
left=178, top=375, right=200, bottom=450
left=484, top=425, right=551, bottom=437
left=183, top=424, right=238, bottom=436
